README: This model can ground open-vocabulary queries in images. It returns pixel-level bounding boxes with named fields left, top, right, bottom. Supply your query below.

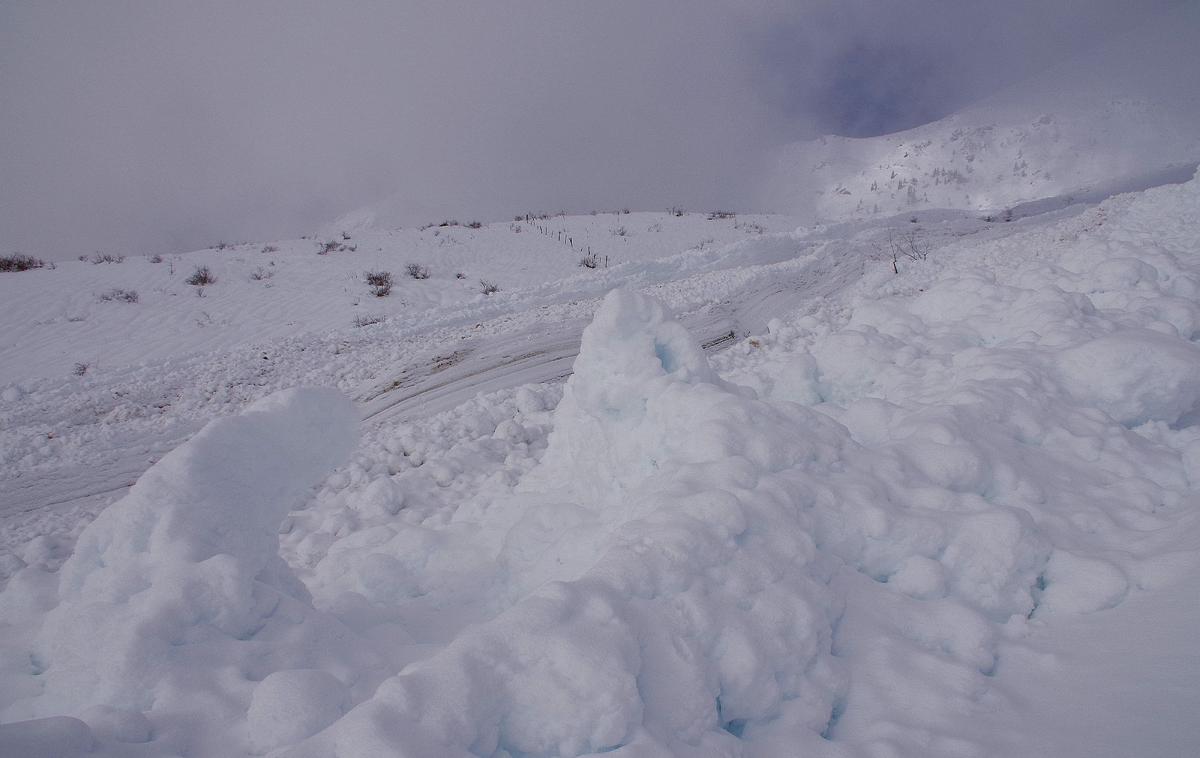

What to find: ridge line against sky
left=0, top=0, right=1191, bottom=258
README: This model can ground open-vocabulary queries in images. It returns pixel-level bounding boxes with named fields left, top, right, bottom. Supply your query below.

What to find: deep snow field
left=2, top=168, right=1200, bottom=757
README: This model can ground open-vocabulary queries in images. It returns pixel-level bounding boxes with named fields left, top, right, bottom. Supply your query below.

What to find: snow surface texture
left=1, top=171, right=1199, bottom=755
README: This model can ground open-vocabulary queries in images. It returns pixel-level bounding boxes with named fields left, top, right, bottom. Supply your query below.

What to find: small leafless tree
left=891, top=228, right=930, bottom=262
left=875, top=227, right=932, bottom=274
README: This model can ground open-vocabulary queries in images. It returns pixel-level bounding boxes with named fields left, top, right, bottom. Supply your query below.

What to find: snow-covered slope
left=1, top=161, right=1198, bottom=756
left=0, top=212, right=798, bottom=386
left=760, top=5, right=1200, bottom=220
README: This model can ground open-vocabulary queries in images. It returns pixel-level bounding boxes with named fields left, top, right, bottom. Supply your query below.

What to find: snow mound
left=2, top=388, right=375, bottom=755
left=278, top=288, right=1079, bottom=756
left=279, top=290, right=849, bottom=756
left=1055, top=330, right=1200, bottom=427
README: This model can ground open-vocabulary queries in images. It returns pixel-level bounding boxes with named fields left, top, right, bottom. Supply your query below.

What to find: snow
left=1, top=144, right=1199, bottom=755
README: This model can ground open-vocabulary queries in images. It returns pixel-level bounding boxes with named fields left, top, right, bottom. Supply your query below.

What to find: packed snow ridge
left=2, top=169, right=1200, bottom=755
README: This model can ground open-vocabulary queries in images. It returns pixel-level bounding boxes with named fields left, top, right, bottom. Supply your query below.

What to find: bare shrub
left=91, top=253, right=124, bottom=264
left=73, top=362, right=89, bottom=376
left=186, top=265, right=216, bottom=286
left=479, top=280, right=499, bottom=295
left=467, top=220, right=482, bottom=229
left=406, top=263, right=430, bottom=280
left=707, top=210, right=736, bottom=220
left=455, top=272, right=466, bottom=279
left=318, top=240, right=355, bottom=255
left=261, top=244, right=279, bottom=253
left=611, top=226, right=628, bottom=237
left=149, top=254, right=164, bottom=263
left=353, top=313, right=384, bottom=328
left=579, top=252, right=599, bottom=269
left=365, top=270, right=393, bottom=297
left=99, top=288, right=139, bottom=303
left=0, top=253, right=45, bottom=272
left=250, top=267, right=273, bottom=281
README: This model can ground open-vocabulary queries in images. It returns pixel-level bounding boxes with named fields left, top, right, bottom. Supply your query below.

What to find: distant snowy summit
left=761, top=4, right=1200, bottom=221
left=761, top=97, right=1199, bottom=221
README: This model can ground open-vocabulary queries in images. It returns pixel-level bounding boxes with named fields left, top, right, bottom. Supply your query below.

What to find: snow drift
left=1, top=388, right=370, bottom=756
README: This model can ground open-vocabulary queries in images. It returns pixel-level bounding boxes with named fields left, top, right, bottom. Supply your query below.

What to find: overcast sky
left=0, top=0, right=1190, bottom=257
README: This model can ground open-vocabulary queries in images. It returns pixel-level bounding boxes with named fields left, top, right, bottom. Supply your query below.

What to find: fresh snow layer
left=1, top=171, right=1199, bottom=756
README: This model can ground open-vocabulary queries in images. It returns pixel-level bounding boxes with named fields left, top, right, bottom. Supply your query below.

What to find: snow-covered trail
left=358, top=251, right=857, bottom=424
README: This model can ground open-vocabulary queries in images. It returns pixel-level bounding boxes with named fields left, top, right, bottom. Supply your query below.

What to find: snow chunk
left=0, top=717, right=94, bottom=758
left=60, top=387, right=357, bottom=598
left=889, top=556, right=947, bottom=600
left=1037, top=551, right=1129, bottom=615
left=534, top=288, right=788, bottom=499
left=247, top=669, right=348, bottom=754
left=80, top=705, right=153, bottom=743
left=1056, top=330, right=1200, bottom=426
left=18, top=388, right=363, bottom=722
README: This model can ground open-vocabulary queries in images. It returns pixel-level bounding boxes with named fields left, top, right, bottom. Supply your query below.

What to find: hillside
left=759, top=4, right=1200, bottom=220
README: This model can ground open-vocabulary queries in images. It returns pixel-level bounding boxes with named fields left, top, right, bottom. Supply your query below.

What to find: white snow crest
left=533, top=288, right=783, bottom=500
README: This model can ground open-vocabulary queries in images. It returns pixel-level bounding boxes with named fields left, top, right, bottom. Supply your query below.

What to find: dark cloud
left=0, top=0, right=1193, bottom=257
left=749, top=0, right=1190, bottom=138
